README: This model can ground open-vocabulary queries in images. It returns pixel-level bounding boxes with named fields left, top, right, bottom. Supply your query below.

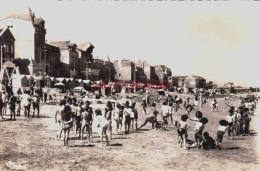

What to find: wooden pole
left=199, top=91, right=202, bottom=111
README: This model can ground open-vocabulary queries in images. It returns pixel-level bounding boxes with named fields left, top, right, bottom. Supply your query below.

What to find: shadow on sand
left=225, top=147, right=240, bottom=150
left=72, top=144, right=95, bottom=148
left=110, top=143, right=123, bottom=147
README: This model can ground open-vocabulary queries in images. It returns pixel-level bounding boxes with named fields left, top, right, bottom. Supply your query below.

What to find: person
left=0, top=93, right=4, bottom=119
left=113, top=103, right=121, bottom=133
left=193, top=95, right=199, bottom=108
left=161, top=101, right=169, bottom=129
left=172, top=101, right=179, bottom=115
left=123, top=101, right=131, bottom=134
left=61, top=99, right=73, bottom=146
left=133, top=102, right=138, bottom=130
left=55, top=100, right=66, bottom=139
left=17, top=88, right=22, bottom=95
left=226, top=109, right=235, bottom=139
left=105, top=101, right=113, bottom=140
left=137, top=103, right=159, bottom=130
left=168, top=102, right=173, bottom=124
left=81, top=101, right=93, bottom=143
left=93, top=109, right=109, bottom=146
left=194, top=117, right=208, bottom=149
left=30, top=84, right=34, bottom=95
left=6, top=83, right=13, bottom=101
left=141, top=98, right=147, bottom=114
left=177, top=115, right=191, bottom=149
left=16, top=95, right=21, bottom=116
left=43, top=90, right=48, bottom=103
left=211, top=99, right=219, bottom=111
left=9, top=94, right=17, bottom=120
left=39, top=87, right=43, bottom=103
left=22, top=92, right=31, bottom=117
left=32, top=94, right=40, bottom=117
left=242, top=113, right=251, bottom=136
left=216, top=120, right=228, bottom=150
left=186, top=104, right=193, bottom=116
left=202, top=132, right=215, bottom=150
left=74, top=100, right=83, bottom=137
left=2, top=91, right=8, bottom=116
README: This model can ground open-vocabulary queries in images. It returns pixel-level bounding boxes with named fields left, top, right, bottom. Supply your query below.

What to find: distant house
left=50, top=41, right=78, bottom=78
left=0, top=7, right=48, bottom=76
left=0, top=27, right=15, bottom=66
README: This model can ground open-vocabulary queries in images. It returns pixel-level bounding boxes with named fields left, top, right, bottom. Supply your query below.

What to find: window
left=11, top=45, right=13, bottom=54
left=41, top=52, right=45, bottom=61
left=46, top=53, right=49, bottom=60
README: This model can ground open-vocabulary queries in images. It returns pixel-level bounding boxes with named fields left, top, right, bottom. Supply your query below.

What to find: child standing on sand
left=216, top=120, right=228, bottom=150
left=177, top=115, right=191, bottom=149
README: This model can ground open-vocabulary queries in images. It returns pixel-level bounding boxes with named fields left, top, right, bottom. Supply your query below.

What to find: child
left=113, top=103, right=121, bottom=133
left=131, top=102, right=138, bottom=131
left=216, top=120, right=228, bottom=150
left=177, top=115, right=191, bottom=149
left=194, top=117, right=208, bottom=149
left=9, top=94, right=17, bottom=120
left=141, top=98, right=147, bottom=114
left=105, top=101, right=113, bottom=140
left=94, top=109, right=109, bottom=146
left=138, top=103, right=158, bottom=130
left=168, top=102, right=173, bottom=125
left=123, top=101, right=131, bottom=134
left=211, top=99, right=219, bottom=111
left=186, top=104, right=193, bottom=116
left=61, top=101, right=73, bottom=146
left=202, top=132, right=215, bottom=150
left=81, top=101, right=93, bottom=143
left=226, top=109, right=235, bottom=139
left=161, top=101, right=169, bottom=129
left=172, top=102, right=179, bottom=115
left=242, top=113, right=251, bottom=136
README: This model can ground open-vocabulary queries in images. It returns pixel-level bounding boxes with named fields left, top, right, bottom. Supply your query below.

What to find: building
left=0, top=27, right=15, bottom=67
left=0, top=7, right=47, bottom=75
left=44, top=43, right=60, bottom=77
left=136, top=60, right=158, bottom=82
left=113, top=59, right=135, bottom=81
left=49, top=41, right=79, bottom=78
left=154, top=65, right=172, bottom=82
left=77, top=41, right=94, bottom=79
left=90, top=57, right=115, bottom=82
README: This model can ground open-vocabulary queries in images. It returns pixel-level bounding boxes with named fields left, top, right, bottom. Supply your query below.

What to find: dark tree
left=13, top=58, right=30, bottom=75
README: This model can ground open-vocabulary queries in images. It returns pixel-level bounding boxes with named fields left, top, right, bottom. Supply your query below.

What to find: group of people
left=54, top=95, right=139, bottom=146
left=176, top=97, right=256, bottom=150
left=0, top=84, right=51, bottom=120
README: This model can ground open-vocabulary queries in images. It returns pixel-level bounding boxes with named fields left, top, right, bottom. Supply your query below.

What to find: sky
left=1, top=0, right=260, bottom=87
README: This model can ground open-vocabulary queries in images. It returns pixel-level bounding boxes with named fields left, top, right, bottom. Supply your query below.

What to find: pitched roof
left=77, top=42, right=94, bottom=51
left=49, top=41, right=77, bottom=49
left=0, top=27, right=15, bottom=40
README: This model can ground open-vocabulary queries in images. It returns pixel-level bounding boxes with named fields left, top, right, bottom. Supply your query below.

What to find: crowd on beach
left=0, top=83, right=258, bottom=150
